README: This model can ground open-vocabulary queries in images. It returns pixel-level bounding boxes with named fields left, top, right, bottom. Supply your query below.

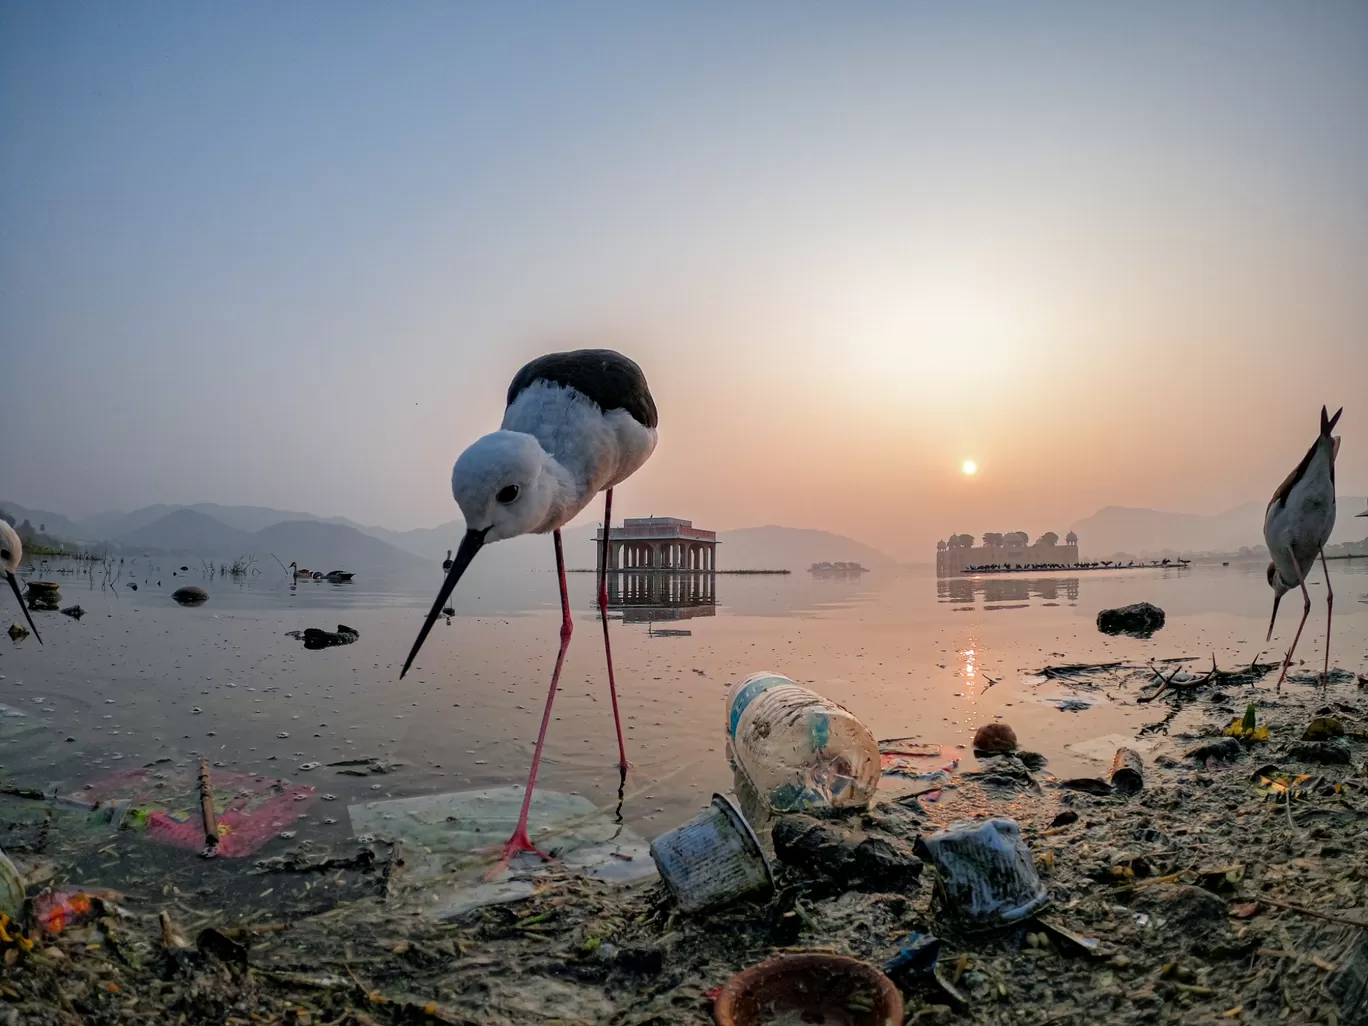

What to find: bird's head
left=400, top=430, right=554, bottom=679
left=451, top=431, right=554, bottom=544
left=1, top=520, right=42, bottom=644
left=1265, top=561, right=1291, bottom=642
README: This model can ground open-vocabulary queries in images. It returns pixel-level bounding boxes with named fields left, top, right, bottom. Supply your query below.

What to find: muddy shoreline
left=3, top=668, right=1367, bottom=1025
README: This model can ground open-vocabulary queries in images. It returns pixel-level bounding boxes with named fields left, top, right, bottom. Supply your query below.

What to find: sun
left=962, top=460, right=978, bottom=476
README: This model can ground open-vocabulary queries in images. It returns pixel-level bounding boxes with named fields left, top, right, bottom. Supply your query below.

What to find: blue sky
left=3, top=2, right=1366, bottom=555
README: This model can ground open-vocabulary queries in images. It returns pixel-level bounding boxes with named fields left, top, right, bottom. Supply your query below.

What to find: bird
left=325, top=570, right=354, bottom=582
left=442, top=549, right=453, bottom=571
left=287, top=562, right=311, bottom=579
left=400, top=348, right=657, bottom=863
left=1, top=521, right=43, bottom=643
left=1264, top=405, right=1342, bottom=690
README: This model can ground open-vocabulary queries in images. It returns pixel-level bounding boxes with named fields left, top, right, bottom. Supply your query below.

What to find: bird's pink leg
left=498, top=530, right=573, bottom=864
left=599, top=489, right=629, bottom=774
left=1274, top=551, right=1312, bottom=693
left=1319, top=549, right=1334, bottom=686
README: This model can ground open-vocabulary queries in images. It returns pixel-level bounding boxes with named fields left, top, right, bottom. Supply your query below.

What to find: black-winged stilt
left=1263, top=405, right=1342, bottom=690
left=400, top=348, right=657, bottom=861
left=1, top=520, right=43, bottom=643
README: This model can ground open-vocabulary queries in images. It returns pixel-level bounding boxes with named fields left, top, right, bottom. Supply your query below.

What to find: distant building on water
left=596, top=516, right=718, bottom=571
left=936, top=531, right=1079, bottom=576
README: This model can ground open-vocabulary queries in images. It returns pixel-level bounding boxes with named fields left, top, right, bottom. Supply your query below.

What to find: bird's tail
left=1321, top=405, right=1342, bottom=436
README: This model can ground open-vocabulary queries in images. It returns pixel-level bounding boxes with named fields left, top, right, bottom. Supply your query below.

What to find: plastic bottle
left=724, top=671, right=880, bottom=812
left=0, top=846, right=23, bottom=920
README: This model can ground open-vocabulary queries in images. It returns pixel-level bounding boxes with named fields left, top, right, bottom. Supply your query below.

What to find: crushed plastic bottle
left=724, top=671, right=880, bottom=812
left=0, top=846, right=23, bottom=919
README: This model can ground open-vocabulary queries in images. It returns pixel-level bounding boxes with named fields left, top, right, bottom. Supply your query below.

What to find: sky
left=2, top=2, right=1366, bottom=560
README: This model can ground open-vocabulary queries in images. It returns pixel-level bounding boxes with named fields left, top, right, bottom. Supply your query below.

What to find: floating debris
left=172, top=586, right=208, bottom=606
left=286, top=624, right=360, bottom=649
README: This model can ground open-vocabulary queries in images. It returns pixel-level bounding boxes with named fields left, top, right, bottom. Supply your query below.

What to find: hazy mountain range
left=6, top=494, right=1366, bottom=569
left=1070, top=496, right=1368, bottom=559
left=0, top=500, right=898, bottom=572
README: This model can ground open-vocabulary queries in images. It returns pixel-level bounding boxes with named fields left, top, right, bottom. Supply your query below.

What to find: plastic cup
left=649, top=794, right=773, bottom=913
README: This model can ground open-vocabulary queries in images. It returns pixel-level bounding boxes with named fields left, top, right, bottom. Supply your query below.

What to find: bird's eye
left=496, top=485, right=520, bottom=504
left=0, top=550, right=9, bottom=561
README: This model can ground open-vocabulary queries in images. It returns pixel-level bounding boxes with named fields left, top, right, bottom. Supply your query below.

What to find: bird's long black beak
left=400, top=528, right=486, bottom=679
left=1265, top=592, right=1283, bottom=643
left=7, top=572, right=42, bottom=645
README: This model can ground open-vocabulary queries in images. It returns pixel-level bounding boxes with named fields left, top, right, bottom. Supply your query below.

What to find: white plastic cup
left=649, top=794, right=773, bottom=913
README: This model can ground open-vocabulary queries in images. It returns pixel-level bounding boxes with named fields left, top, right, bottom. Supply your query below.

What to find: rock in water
left=26, top=581, right=60, bottom=611
left=7, top=623, right=28, bottom=640
left=172, top=586, right=209, bottom=606
left=60, top=605, right=85, bottom=620
left=973, top=723, right=1018, bottom=754
left=1096, top=602, right=1165, bottom=637
left=290, top=625, right=360, bottom=650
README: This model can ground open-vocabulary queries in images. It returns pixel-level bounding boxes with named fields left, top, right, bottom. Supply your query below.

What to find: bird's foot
left=497, top=826, right=549, bottom=870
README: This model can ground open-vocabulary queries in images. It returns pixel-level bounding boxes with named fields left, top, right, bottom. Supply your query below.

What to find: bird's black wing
left=507, top=349, right=658, bottom=429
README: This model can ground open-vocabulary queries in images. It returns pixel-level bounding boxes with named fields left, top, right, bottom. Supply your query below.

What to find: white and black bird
left=1264, top=405, right=1342, bottom=689
left=400, top=349, right=657, bottom=862
left=1, top=520, right=43, bottom=643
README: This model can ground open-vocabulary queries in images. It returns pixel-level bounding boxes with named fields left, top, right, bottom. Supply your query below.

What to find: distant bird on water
left=401, top=349, right=657, bottom=863
left=1264, top=405, right=1342, bottom=690
left=1, top=521, right=43, bottom=643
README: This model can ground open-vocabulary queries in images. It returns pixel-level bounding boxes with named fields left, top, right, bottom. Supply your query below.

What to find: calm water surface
left=3, top=557, right=1367, bottom=847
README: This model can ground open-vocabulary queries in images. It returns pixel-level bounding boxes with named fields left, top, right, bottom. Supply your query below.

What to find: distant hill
left=101, top=510, right=424, bottom=569
left=716, top=525, right=896, bottom=571
left=1071, top=495, right=1368, bottom=559
left=251, top=520, right=426, bottom=570
left=0, top=501, right=82, bottom=540
left=117, top=509, right=253, bottom=554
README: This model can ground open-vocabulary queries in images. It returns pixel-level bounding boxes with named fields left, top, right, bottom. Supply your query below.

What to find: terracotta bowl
left=714, top=953, right=903, bottom=1026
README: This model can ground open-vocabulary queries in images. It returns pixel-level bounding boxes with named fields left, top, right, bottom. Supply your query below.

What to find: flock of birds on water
left=0, top=345, right=1362, bottom=862
left=961, top=557, right=1194, bottom=573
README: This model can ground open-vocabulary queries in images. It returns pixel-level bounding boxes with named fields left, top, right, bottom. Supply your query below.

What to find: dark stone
left=1096, top=601, right=1166, bottom=637
left=772, top=813, right=922, bottom=891
left=172, top=586, right=208, bottom=606
left=1287, top=738, right=1352, bottom=765
left=1184, top=736, right=1242, bottom=763
left=60, top=605, right=85, bottom=620
left=1050, top=809, right=1079, bottom=828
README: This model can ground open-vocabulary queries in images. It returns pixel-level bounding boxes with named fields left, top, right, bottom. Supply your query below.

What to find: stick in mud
left=199, top=759, right=219, bottom=857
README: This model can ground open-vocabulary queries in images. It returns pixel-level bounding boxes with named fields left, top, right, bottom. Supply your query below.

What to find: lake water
left=3, top=556, right=1366, bottom=852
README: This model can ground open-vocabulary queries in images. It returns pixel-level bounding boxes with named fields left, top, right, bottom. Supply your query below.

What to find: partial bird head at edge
left=400, top=429, right=559, bottom=679
left=1, top=520, right=43, bottom=644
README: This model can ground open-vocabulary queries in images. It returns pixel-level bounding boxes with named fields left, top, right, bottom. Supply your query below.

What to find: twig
left=199, top=759, right=219, bottom=857
left=1258, top=896, right=1368, bottom=928
left=981, top=674, right=999, bottom=691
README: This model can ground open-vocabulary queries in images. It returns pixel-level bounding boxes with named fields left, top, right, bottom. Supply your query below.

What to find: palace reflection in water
left=937, top=576, right=1080, bottom=606
left=607, top=570, right=716, bottom=622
